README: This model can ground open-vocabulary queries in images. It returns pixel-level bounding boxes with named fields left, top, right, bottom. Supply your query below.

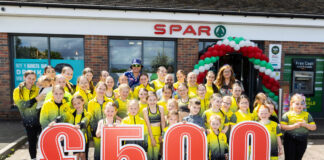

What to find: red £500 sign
left=39, top=122, right=270, bottom=160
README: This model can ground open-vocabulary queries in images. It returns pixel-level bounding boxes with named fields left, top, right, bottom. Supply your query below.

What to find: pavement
left=1, top=118, right=324, bottom=160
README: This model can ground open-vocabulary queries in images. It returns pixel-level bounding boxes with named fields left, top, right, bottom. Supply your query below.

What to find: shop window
left=12, top=35, right=84, bottom=87
left=109, top=39, right=176, bottom=81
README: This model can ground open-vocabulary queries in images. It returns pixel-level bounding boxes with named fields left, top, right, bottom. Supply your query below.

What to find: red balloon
left=269, top=78, right=275, bottom=84
left=274, top=90, right=279, bottom=95
left=265, top=57, right=269, bottom=62
left=207, top=47, right=213, bottom=52
left=263, top=75, right=270, bottom=82
left=212, top=50, right=218, bottom=56
left=220, top=44, right=226, bottom=51
left=259, top=72, right=264, bottom=78
left=200, top=55, right=206, bottom=60
left=205, top=51, right=212, bottom=58
left=248, top=47, right=254, bottom=54
left=213, top=45, right=220, bottom=50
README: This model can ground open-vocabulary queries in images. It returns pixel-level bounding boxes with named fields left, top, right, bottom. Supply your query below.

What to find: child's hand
left=225, top=153, right=229, bottom=160
left=299, top=122, right=308, bottom=128
left=74, top=125, right=80, bottom=130
left=49, top=121, right=56, bottom=128
left=221, top=130, right=226, bottom=134
left=278, top=145, right=284, bottom=156
left=293, top=123, right=301, bottom=129
left=151, top=138, right=157, bottom=147
left=36, top=93, right=46, bottom=101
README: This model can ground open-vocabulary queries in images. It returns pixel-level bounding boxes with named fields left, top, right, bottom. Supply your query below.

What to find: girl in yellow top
left=197, top=84, right=210, bottom=116
left=88, top=82, right=114, bottom=160
left=205, top=70, right=218, bottom=99
left=134, top=73, right=154, bottom=99
left=105, top=76, right=115, bottom=99
left=230, top=83, right=242, bottom=113
left=177, top=83, right=190, bottom=121
left=71, top=95, right=92, bottom=160
left=96, top=102, right=120, bottom=160
left=121, top=100, right=148, bottom=151
left=138, top=88, right=149, bottom=118
left=13, top=70, right=45, bottom=160
left=207, top=115, right=229, bottom=160
left=150, top=66, right=167, bottom=92
left=44, top=75, right=72, bottom=108
left=157, top=84, right=173, bottom=115
left=83, top=67, right=95, bottom=94
left=202, top=93, right=229, bottom=133
left=61, top=66, right=75, bottom=95
left=187, top=72, right=198, bottom=98
left=280, top=94, right=316, bottom=160
left=252, top=92, right=278, bottom=121
left=40, top=85, right=73, bottom=129
left=114, top=75, right=133, bottom=99
left=99, top=70, right=109, bottom=83
left=74, top=76, right=93, bottom=110
left=173, top=70, right=186, bottom=90
left=230, top=95, right=253, bottom=127
left=221, top=96, right=234, bottom=121
left=143, top=92, right=166, bottom=160
left=258, top=105, right=283, bottom=160
left=115, top=84, right=131, bottom=120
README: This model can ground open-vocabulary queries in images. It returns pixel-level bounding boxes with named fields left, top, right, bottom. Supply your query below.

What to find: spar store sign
left=154, top=24, right=227, bottom=38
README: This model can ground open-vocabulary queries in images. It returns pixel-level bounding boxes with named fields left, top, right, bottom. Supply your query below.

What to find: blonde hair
left=209, top=115, right=222, bottom=124
left=127, top=99, right=139, bottom=108
left=118, top=83, right=130, bottom=91
left=105, top=102, right=117, bottom=111
left=167, top=99, right=178, bottom=111
left=38, top=75, right=51, bottom=84
left=62, top=66, right=73, bottom=73
left=290, top=93, right=304, bottom=108
left=52, top=84, right=64, bottom=94
left=253, top=92, right=267, bottom=109
left=222, top=95, right=232, bottom=103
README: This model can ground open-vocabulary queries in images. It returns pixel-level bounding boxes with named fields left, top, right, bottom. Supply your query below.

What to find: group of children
left=13, top=64, right=316, bottom=160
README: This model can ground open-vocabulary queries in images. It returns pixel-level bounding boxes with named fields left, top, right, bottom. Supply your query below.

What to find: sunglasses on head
left=132, top=64, right=141, bottom=67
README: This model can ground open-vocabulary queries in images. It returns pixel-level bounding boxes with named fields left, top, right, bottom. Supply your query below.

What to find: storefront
left=0, top=1, right=324, bottom=119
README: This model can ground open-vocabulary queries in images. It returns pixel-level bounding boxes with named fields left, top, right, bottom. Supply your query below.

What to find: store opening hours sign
left=39, top=122, right=270, bottom=160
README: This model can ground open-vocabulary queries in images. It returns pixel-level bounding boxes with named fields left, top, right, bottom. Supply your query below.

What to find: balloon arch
left=192, top=36, right=280, bottom=103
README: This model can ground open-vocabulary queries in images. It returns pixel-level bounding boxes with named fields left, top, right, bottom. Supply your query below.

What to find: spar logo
left=154, top=24, right=227, bottom=38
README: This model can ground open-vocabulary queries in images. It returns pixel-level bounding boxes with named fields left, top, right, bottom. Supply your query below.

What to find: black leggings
left=25, top=125, right=42, bottom=159
left=283, top=133, right=308, bottom=160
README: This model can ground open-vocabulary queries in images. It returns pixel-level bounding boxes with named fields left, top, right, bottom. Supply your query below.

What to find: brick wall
left=84, top=35, right=109, bottom=83
left=0, top=33, right=20, bottom=119
left=177, top=38, right=199, bottom=74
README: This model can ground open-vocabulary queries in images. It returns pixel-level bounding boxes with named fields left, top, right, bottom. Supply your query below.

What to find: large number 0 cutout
left=39, top=123, right=85, bottom=160
left=163, top=123, right=207, bottom=160
left=101, top=125, right=147, bottom=160
left=230, top=121, right=271, bottom=160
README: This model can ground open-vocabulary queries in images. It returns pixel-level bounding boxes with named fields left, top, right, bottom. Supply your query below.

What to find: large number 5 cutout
left=39, top=123, right=85, bottom=160
left=230, top=121, right=271, bottom=160
left=101, top=125, right=147, bottom=160
left=163, top=123, right=207, bottom=160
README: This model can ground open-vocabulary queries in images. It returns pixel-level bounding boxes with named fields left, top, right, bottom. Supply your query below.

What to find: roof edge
left=0, top=1, right=324, bottom=19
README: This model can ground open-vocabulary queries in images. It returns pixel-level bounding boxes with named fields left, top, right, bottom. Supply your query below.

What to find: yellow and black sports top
left=178, top=98, right=189, bottom=113
left=39, top=98, right=73, bottom=129
left=88, top=96, right=114, bottom=135
left=147, top=106, right=161, bottom=124
left=188, top=85, right=198, bottom=98
left=74, top=89, right=93, bottom=110
left=280, top=111, right=315, bottom=137
left=115, top=98, right=129, bottom=119
left=121, top=114, right=148, bottom=149
left=45, top=90, right=72, bottom=108
left=198, top=95, right=210, bottom=116
left=260, top=120, right=282, bottom=157
left=150, top=79, right=165, bottom=92
left=207, top=129, right=228, bottom=160
left=230, top=96, right=239, bottom=113
left=71, top=109, right=91, bottom=143
left=202, top=108, right=229, bottom=129
left=229, top=110, right=253, bottom=126
left=65, top=81, right=75, bottom=95
left=13, top=85, right=40, bottom=127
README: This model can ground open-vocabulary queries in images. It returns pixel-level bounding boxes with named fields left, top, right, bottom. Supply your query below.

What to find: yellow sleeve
left=40, top=102, right=50, bottom=129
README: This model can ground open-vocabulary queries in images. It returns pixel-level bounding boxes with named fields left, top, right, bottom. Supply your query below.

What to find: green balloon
left=262, top=86, right=270, bottom=93
left=266, top=63, right=272, bottom=69
left=269, top=92, right=275, bottom=98
left=198, top=60, right=205, bottom=66
left=249, top=58, right=255, bottom=63
left=194, top=64, right=199, bottom=69
left=274, top=96, right=279, bottom=102
left=211, top=57, right=216, bottom=62
left=234, top=39, right=240, bottom=44
left=238, top=37, right=245, bottom=41
left=228, top=37, right=234, bottom=41
left=260, top=60, right=267, bottom=67
left=204, top=57, right=211, bottom=64
left=254, top=59, right=261, bottom=65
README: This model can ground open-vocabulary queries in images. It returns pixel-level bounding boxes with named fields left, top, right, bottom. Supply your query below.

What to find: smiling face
left=72, top=97, right=84, bottom=112
left=206, top=72, right=215, bottom=83
left=105, top=77, right=114, bottom=89
left=147, top=95, right=157, bottom=107
left=128, top=102, right=139, bottom=116
left=85, top=72, right=93, bottom=82
left=119, top=76, right=128, bottom=85
left=140, top=75, right=149, bottom=86
left=100, top=71, right=109, bottom=82
left=165, top=75, right=174, bottom=84
left=163, top=88, right=172, bottom=100
left=177, top=85, right=188, bottom=98
left=45, top=67, right=56, bottom=79
left=222, top=96, right=232, bottom=110
left=167, top=101, right=177, bottom=112
left=291, top=100, right=303, bottom=113
left=211, top=97, right=222, bottom=110
left=96, top=83, right=107, bottom=97
left=176, top=72, right=185, bottom=82
left=24, top=74, right=36, bottom=87
left=222, top=68, right=232, bottom=79
left=210, top=118, right=221, bottom=130
left=258, top=107, right=270, bottom=120
left=78, top=77, right=89, bottom=91
left=157, top=67, right=167, bottom=81
left=104, top=105, right=117, bottom=119
left=189, top=102, right=201, bottom=115
left=138, top=89, right=148, bottom=101
left=239, top=98, right=249, bottom=112
left=53, top=87, right=64, bottom=103
left=168, top=114, right=179, bottom=126
left=187, top=73, right=197, bottom=86
left=55, top=76, right=66, bottom=88
left=232, top=85, right=242, bottom=98
left=62, top=67, right=73, bottom=81
left=197, top=85, right=206, bottom=97
left=119, top=87, right=130, bottom=99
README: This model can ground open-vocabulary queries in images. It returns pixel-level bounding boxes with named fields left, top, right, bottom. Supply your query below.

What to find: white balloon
left=265, top=69, right=272, bottom=75
left=209, top=63, right=214, bottom=68
left=229, top=41, right=236, bottom=47
left=193, top=69, right=199, bottom=75
left=217, top=41, right=222, bottom=45
left=270, top=72, right=276, bottom=78
left=199, top=66, right=205, bottom=72
left=234, top=45, right=240, bottom=51
left=275, top=76, right=280, bottom=80
left=223, top=39, right=230, bottom=45
left=254, top=65, right=260, bottom=69
left=204, top=64, right=210, bottom=70
left=239, top=41, right=245, bottom=47
left=259, top=67, right=266, bottom=72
